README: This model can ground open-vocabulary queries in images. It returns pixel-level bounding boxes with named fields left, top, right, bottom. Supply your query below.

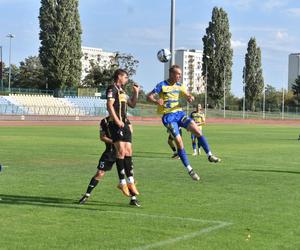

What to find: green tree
left=292, top=75, right=300, bottom=97
left=82, top=61, right=114, bottom=88
left=2, top=64, right=20, bottom=88
left=226, top=92, right=241, bottom=110
left=115, top=52, right=139, bottom=78
left=244, top=37, right=264, bottom=111
left=39, top=0, right=82, bottom=91
left=83, top=53, right=139, bottom=88
left=82, top=52, right=144, bottom=101
left=14, top=56, right=46, bottom=89
left=264, top=84, right=280, bottom=111
left=202, top=7, right=233, bottom=108
left=285, top=90, right=298, bottom=107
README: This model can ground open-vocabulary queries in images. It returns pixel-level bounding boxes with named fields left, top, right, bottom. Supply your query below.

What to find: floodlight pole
left=242, top=67, right=246, bottom=119
left=7, top=33, right=15, bottom=93
left=223, top=67, right=226, bottom=118
left=0, top=46, right=3, bottom=91
left=170, top=0, right=175, bottom=66
left=205, top=55, right=210, bottom=116
left=282, top=87, right=285, bottom=120
left=263, top=85, right=266, bottom=119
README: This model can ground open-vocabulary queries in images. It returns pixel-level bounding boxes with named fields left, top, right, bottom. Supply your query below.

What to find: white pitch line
left=102, top=211, right=232, bottom=250
left=133, top=222, right=231, bottom=250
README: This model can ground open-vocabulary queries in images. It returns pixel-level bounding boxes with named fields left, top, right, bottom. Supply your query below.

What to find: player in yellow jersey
left=147, top=65, right=220, bottom=181
left=190, top=104, right=205, bottom=156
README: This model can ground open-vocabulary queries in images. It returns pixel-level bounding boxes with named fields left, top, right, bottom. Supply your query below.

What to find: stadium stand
left=0, top=96, right=25, bottom=115
left=0, top=94, right=108, bottom=116
left=64, top=96, right=107, bottom=116
left=7, top=94, right=81, bottom=115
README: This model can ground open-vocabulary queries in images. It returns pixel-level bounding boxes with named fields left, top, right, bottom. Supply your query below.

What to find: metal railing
left=1, top=102, right=300, bottom=120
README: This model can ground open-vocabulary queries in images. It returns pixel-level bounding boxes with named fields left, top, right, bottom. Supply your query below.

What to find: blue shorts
left=162, top=111, right=192, bottom=138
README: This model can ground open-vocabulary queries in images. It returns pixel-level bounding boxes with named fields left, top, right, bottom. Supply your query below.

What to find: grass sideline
left=0, top=124, right=300, bottom=249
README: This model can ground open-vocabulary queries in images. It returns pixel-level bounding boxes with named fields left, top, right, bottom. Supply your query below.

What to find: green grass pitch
left=0, top=123, right=300, bottom=249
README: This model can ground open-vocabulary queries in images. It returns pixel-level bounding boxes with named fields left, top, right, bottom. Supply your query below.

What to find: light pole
left=170, top=0, right=175, bottom=66
left=6, top=33, right=15, bottom=93
left=0, top=46, right=3, bottom=91
left=223, top=67, right=226, bottom=118
left=282, top=87, right=285, bottom=120
left=263, top=85, right=266, bottom=119
left=242, top=67, right=246, bottom=119
left=204, top=55, right=210, bottom=116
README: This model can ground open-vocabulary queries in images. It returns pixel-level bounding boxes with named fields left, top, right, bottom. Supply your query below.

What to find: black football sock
left=86, top=177, right=99, bottom=194
left=116, top=158, right=126, bottom=181
left=124, top=156, right=134, bottom=178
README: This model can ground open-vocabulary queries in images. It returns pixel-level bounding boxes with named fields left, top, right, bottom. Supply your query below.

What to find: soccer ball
left=157, top=48, right=171, bottom=63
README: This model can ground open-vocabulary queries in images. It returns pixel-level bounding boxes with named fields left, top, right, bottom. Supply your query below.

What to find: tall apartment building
left=164, top=49, right=204, bottom=94
left=81, top=46, right=116, bottom=83
left=288, top=53, right=300, bottom=91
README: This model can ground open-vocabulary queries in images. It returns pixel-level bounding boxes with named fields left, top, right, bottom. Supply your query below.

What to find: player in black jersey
left=106, top=69, right=140, bottom=197
left=78, top=117, right=140, bottom=207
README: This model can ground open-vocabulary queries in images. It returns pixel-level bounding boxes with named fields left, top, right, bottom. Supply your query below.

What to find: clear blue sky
left=0, top=0, right=299, bottom=97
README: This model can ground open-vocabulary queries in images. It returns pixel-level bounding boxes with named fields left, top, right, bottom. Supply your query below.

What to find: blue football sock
left=197, top=136, right=210, bottom=154
left=192, top=142, right=196, bottom=150
left=177, top=148, right=190, bottom=168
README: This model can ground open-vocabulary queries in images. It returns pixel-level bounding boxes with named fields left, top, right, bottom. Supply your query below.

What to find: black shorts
left=108, top=121, right=132, bottom=143
left=97, top=150, right=116, bottom=171
left=97, top=159, right=115, bottom=171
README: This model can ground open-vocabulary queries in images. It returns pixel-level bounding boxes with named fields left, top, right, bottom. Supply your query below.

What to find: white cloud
left=262, top=0, right=289, bottom=10
left=275, top=31, right=289, bottom=40
left=286, top=8, right=300, bottom=16
left=234, top=0, right=257, bottom=9
left=231, top=39, right=247, bottom=48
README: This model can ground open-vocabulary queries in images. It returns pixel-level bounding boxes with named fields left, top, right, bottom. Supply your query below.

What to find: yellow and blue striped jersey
left=190, top=111, right=205, bottom=129
left=151, top=80, right=188, bottom=114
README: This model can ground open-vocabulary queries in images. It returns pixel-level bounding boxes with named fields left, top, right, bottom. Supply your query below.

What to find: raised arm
left=127, top=84, right=140, bottom=108
left=146, top=82, right=164, bottom=106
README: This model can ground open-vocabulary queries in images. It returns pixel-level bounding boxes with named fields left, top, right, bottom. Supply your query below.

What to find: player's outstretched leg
left=79, top=175, right=101, bottom=204
left=197, top=136, right=221, bottom=163
left=188, top=121, right=221, bottom=163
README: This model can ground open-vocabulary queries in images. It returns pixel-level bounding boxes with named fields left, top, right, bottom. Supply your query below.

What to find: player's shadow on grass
left=234, top=169, right=300, bottom=175
left=0, top=194, right=130, bottom=210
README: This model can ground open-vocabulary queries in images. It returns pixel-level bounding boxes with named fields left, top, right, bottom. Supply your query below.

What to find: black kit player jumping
left=78, top=116, right=140, bottom=207
left=106, top=69, right=140, bottom=198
